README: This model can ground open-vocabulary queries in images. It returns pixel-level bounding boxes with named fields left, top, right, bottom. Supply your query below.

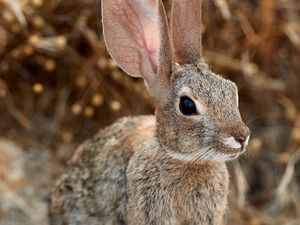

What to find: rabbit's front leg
left=126, top=186, right=172, bottom=225
left=126, top=148, right=229, bottom=225
left=126, top=147, right=168, bottom=225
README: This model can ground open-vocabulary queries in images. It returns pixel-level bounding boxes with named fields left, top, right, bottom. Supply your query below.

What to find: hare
left=49, top=0, right=250, bottom=225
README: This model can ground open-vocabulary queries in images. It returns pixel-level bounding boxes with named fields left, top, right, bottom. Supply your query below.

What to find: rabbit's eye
left=179, top=96, right=197, bottom=116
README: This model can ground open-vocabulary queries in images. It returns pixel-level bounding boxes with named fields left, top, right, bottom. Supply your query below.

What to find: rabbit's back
left=50, top=115, right=156, bottom=225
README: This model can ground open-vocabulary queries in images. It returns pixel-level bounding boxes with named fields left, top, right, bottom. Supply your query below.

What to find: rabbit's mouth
left=208, top=146, right=246, bottom=161
left=223, top=136, right=249, bottom=149
left=215, top=135, right=250, bottom=160
left=165, top=135, right=250, bottom=162
left=199, top=135, right=249, bottom=161
left=226, top=151, right=245, bottom=160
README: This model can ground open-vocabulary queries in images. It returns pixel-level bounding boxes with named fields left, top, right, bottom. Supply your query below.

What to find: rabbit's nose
left=234, top=135, right=249, bottom=148
left=234, top=127, right=250, bottom=148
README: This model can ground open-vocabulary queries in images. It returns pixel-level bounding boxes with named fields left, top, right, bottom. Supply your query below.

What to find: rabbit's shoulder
left=50, top=115, right=156, bottom=225
left=70, top=115, right=155, bottom=164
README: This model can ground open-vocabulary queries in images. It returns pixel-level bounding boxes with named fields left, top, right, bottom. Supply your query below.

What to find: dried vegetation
left=0, top=0, right=299, bottom=224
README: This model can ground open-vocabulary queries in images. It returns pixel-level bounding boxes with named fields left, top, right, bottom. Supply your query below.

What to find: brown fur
left=49, top=0, right=250, bottom=224
left=50, top=116, right=155, bottom=225
left=127, top=146, right=229, bottom=225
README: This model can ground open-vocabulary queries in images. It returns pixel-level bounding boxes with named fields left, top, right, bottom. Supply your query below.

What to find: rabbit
left=49, top=0, right=250, bottom=225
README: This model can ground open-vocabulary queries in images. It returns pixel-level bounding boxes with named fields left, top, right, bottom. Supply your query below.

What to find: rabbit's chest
left=127, top=154, right=229, bottom=225
left=162, top=167, right=228, bottom=224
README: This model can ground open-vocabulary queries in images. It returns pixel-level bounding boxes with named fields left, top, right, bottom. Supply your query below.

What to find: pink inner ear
left=130, top=17, right=159, bottom=72
left=102, top=0, right=161, bottom=78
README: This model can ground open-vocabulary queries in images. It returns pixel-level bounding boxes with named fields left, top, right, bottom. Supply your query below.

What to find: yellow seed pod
left=32, top=16, right=45, bottom=28
left=249, top=138, right=262, bottom=153
left=11, top=49, right=21, bottom=58
left=71, top=103, right=82, bottom=116
left=2, top=10, right=15, bottom=23
left=110, top=100, right=121, bottom=112
left=97, top=58, right=107, bottom=69
left=62, top=131, right=73, bottom=144
left=111, top=71, right=122, bottom=81
left=83, top=106, right=95, bottom=118
left=31, top=0, right=44, bottom=8
left=92, top=94, right=104, bottom=107
left=23, top=45, right=34, bottom=56
left=28, top=35, right=40, bottom=46
left=75, top=75, right=88, bottom=89
left=0, top=89, right=7, bottom=98
left=249, top=218, right=261, bottom=225
left=55, top=36, right=67, bottom=49
left=107, top=59, right=118, bottom=70
left=278, top=152, right=291, bottom=164
left=32, top=83, right=44, bottom=94
left=292, top=127, right=300, bottom=142
left=44, top=59, right=56, bottom=72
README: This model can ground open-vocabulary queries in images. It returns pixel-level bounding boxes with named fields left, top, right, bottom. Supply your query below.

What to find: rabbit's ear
left=171, top=0, right=203, bottom=64
left=102, top=0, right=175, bottom=97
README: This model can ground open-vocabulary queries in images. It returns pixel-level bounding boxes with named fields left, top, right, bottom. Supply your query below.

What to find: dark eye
left=179, top=96, right=197, bottom=116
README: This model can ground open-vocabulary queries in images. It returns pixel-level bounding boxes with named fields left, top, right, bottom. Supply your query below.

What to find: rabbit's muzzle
left=222, top=124, right=250, bottom=155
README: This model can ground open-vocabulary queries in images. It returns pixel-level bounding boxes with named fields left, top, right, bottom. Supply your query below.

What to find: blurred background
left=0, top=0, right=299, bottom=224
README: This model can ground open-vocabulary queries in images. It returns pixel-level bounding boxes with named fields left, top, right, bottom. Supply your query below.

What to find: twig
left=0, top=79, right=31, bottom=130
left=275, top=151, right=300, bottom=196
left=204, top=50, right=286, bottom=91
left=1, top=0, right=27, bottom=27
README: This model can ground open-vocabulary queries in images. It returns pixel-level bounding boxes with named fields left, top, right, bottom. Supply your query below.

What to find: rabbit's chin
left=166, top=146, right=246, bottom=162
left=219, top=149, right=246, bottom=161
left=211, top=144, right=247, bottom=161
left=199, top=147, right=246, bottom=162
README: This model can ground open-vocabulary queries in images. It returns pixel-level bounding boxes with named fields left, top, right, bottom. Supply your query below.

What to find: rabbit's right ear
left=102, top=0, right=175, bottom=98
left=171, top=0, right=203, bottom=64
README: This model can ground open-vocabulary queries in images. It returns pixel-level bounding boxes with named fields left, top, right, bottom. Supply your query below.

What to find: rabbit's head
left=102, top=0, right=250, bottom=161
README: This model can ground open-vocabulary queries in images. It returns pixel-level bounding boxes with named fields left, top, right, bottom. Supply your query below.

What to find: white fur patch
left=244, top=135, right=250, bottom=147
left=166, top=147, right=219, bottom=162
left=223, top=137, right=241, bottom=149
left=166, top=151, right=201, bottom=161
left=166, top=148, right=241, bottom=162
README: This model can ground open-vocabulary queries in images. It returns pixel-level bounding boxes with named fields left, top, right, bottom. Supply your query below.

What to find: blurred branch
left=50, top=87, right=71, bottom=133
left=0, top=79, right=31, bottom=129
left=275, top=151, right=300, bottom=196
left=213, top=0, right=231, bottom=20
left=205, top=50, right=286, bottom=91
left=1, top=0, right=27, bottom=27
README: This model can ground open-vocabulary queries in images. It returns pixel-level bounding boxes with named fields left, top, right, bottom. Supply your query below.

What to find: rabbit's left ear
left=171, top=0, right=203, bottom=64
left=102, top=0, right=175, bottom=98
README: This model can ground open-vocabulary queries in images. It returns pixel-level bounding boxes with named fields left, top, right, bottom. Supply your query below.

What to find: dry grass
left=0, top=0, right=299, bottom=224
